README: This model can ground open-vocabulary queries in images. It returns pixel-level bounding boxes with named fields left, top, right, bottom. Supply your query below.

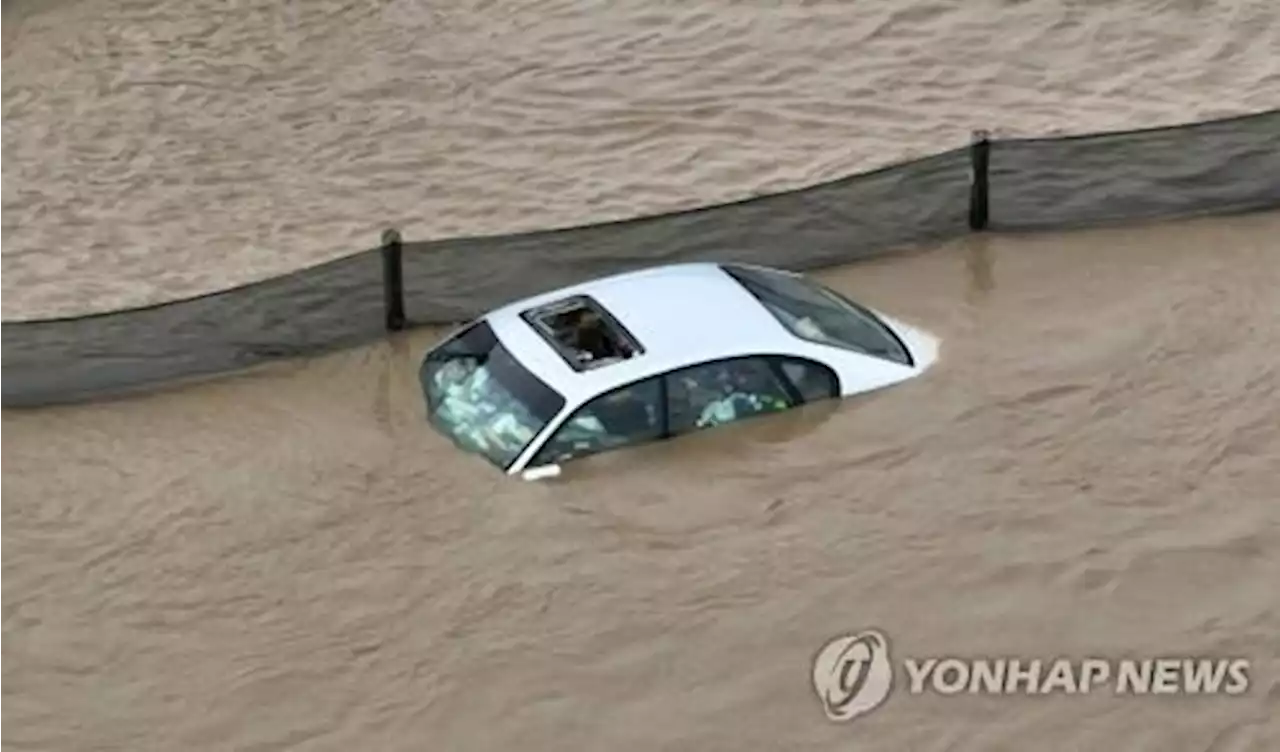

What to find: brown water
left=4, top=1, right=1280, bottom=750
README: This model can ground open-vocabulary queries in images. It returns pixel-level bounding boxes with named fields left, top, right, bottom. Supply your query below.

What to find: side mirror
left=521, top=464, right=562, bottom=482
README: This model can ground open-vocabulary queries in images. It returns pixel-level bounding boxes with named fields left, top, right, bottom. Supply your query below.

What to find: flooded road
left=4, top=0, right=1280, bottom=749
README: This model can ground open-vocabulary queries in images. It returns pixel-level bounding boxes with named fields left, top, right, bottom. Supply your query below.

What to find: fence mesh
left=4, top=110, right=1278, bottom=408
left=1, top=251, right=387, bottom=406
left=398, top=147, right=971, bottom=322
left=988, top=109, right=1280, bottom=230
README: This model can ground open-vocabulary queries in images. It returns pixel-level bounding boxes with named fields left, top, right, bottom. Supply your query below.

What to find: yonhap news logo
left=811, top=629, right=895, bottom=722
left=812, top=629, right=1252, bottom=723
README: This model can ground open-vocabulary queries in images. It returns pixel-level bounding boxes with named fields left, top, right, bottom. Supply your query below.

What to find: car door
left=527, top=376, right=665, bottom=467
left=770, top=355, right=841, bottom=403
left=663, top=355, right=843, bottom=436
left=664, top=355, right=812, bottom=435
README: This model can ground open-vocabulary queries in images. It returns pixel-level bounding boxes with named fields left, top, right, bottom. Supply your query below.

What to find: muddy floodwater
left=4, top=0, right=1280, bottom=749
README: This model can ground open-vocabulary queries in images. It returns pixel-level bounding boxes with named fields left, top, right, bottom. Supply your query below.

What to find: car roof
left=484, top=262, right=801, bottom=404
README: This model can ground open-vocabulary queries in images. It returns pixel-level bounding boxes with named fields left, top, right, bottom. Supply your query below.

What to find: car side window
left=773, top=356, right=840, bottom=403
left=530, top=377, right=663, bottom=465
left=665, top=357, right=795, bottom=435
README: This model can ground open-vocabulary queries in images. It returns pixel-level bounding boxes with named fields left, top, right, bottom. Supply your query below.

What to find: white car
left=419, top=262, right=940, bottom=478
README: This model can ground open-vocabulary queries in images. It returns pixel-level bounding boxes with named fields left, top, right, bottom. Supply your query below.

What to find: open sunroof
left=520, top=295, right=645, bottom=372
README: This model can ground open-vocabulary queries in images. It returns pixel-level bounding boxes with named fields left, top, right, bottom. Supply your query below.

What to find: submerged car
left=419, top=262, right=940, bottom=478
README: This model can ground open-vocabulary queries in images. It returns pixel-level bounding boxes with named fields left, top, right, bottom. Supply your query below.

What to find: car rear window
left=420, top=321, right=566, bottom=469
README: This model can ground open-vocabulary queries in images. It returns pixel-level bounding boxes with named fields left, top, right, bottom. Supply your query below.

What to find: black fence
left=4, top=109, right=1278, bottom=408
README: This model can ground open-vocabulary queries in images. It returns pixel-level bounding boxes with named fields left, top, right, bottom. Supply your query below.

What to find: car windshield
left=420, top=321, right=566, bottom=469
left=721, top=264, right=913, bottom=366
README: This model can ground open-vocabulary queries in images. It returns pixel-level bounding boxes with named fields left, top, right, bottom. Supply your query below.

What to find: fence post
left=381, top=228, right=406, bottom=331
left=968, top=129, right=991, bottom=231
